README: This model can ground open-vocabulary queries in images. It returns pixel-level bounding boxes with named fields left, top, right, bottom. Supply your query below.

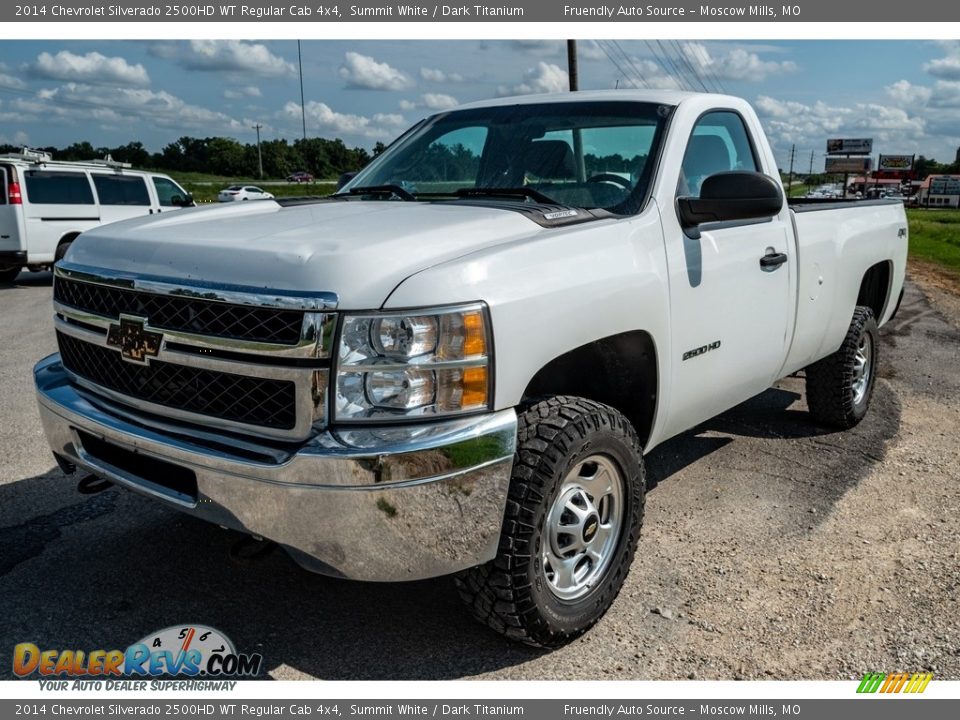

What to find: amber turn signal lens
left=463, top=311, right=486, bottom=357
left=461, top=366, right=488, bottom=408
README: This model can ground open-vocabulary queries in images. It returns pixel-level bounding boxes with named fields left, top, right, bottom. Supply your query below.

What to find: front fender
left=384, top=208, right=673, bottom=448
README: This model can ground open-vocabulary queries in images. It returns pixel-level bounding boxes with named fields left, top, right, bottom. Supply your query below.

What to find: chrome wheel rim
left=541, top=455, right=625, bottom=601
left=852, top=332, right=873, bottom=406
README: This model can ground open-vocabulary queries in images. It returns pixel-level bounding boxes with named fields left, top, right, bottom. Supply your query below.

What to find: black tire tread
left=455, top=395, right=644, bottom=648
left=805, top=305, right=877, bottom=429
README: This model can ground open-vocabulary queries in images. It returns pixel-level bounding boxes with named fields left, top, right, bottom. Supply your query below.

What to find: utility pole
left=787, top=144, right=796, bottom=195
left=297, top=40, right=307, bottom=142
left=252, top=123, right=263, bottom=179
left=567, top=40, right=586, bottom=182
left=809, top=150, right=815, bottom=176
left=566, top=40, right=579, bottom=91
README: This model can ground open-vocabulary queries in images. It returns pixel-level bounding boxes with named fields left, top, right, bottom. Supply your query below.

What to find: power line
left=657, top=39, right=702, bottom=92
left=596, top=40, right=648, bottom=89
left=644, top=40, right=689, bottom=91
left=668, top=40, right=711, bottom=93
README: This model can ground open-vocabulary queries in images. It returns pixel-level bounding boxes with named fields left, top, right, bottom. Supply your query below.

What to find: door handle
left=760, top=252, right=788, bottom=270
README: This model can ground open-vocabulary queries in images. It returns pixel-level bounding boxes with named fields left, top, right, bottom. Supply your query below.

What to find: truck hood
left=67, top=200, right=542, bottom=308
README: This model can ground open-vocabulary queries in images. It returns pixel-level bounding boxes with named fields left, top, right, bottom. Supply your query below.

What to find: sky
left=1, top=39, right=959, bottom=172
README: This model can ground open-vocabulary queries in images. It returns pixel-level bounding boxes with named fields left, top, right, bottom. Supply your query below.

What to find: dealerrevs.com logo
left=13, top=625, right=263, bottom=690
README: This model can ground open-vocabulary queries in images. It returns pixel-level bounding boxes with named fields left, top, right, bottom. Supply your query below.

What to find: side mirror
left=677, top=171, right=783, bottom=236
left=170, top=193, right=195, bottom=208
left=337, top=171, right=358, bottom=191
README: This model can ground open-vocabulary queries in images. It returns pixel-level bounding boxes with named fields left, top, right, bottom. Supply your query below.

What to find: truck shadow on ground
left=0, top=271, right=53, bottom=289
left=0, top=381, right=900, bottom=681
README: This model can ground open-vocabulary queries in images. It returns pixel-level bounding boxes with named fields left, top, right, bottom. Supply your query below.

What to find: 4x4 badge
left=106, top=315, right=162, bottom=364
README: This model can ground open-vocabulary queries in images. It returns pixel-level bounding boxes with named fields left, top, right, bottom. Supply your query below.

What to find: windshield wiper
left=454, top=187, right=557, bottom=204
left=343, top=184, right=417, bottom=201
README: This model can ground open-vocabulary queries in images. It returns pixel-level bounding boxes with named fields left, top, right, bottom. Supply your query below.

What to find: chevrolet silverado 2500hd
left=34, top=91, right=908, bottom=647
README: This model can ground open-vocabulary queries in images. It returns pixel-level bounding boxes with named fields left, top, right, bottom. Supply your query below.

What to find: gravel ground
left=0, top=269, right=957, bottom=680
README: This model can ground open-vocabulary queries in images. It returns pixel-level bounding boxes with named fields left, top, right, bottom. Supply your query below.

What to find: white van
left=0, top=149, right=193, bottom=283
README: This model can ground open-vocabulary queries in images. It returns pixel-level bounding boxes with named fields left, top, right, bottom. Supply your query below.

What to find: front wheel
left=805, top=305, right=879, bottom=428
left=455, top=396, right=645, bottom=647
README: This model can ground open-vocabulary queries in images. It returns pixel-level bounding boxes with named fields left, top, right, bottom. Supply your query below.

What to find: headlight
left=335, top=304, right=492, bottom=421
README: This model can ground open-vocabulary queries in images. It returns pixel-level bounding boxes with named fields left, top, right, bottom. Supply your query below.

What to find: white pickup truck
left=34, top=90, right=907, bottom=647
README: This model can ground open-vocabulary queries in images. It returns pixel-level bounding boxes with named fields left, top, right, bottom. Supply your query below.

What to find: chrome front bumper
left=34, top=354, right=517, bottom=581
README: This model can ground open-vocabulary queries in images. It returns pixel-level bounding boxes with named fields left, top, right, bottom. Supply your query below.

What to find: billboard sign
left=930, top=176, right=960, bottom=195
left=826, top=138, right=873, bottom=155
left=825, top=157, right=873, bottom=173
left=878, top=154, right=914, bottom=171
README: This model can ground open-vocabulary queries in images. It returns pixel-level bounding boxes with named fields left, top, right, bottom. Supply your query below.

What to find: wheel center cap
left=582, top=514, right=600, bottom=543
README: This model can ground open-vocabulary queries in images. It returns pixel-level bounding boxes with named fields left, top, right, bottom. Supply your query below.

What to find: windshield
left=340, top=101, right=670, bottom=214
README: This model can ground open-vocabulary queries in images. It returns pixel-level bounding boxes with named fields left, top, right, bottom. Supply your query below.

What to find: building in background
left=915, top=175, right=960, bottom=207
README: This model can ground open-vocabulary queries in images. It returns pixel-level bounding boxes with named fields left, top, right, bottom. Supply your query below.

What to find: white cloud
left=281, top=101, right=406, bottom=140
left=498, top=62, right=568, bottom=96
left=339, top=52, right=413, bottom=91
left=0, top=62, right=25, bottom=89
left=151, top=41, right=294, bottom=78
left=420, top=67, right=465, bottom=83
left=10, top=82, right=244, bottom=133
left=682, top=43, right=797, bottom=82
left=400, top=93, right=459, bottom=112
left=611, top=59, right=682, bottom=91
left=755, top=94, right=925, bottom=154
left=885, top=80, right=933, bottom=106
left=925, top=56, right=960, bottom=80
left=25, top=51, right=150, bottom=87
left=421, top=93, right=459, bottom=110
left=224, top=85, right=263, bottom=100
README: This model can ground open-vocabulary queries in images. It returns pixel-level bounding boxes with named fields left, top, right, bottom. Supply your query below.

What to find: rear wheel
left=0, top=266, right=20, bottom=284
left=455, top=396, right=645, bottom=647
left=805, top=306, right=879, bottom=428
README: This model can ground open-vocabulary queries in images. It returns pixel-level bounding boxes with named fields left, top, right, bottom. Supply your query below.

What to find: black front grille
left=57, top=331, right=297, bottom=430
left=55, top=277, right=304, bottom=345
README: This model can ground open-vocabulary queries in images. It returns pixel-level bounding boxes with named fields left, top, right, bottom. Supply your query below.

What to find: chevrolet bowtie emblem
left=106, top=315, right=162, bottom=363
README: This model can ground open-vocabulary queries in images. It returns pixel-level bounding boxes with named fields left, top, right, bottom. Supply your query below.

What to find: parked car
left=34, top=90, right=907, bottom=647
left=286, top=171, right=314, bottom=183
left=0, top=148, right=193, bottom=283
left=217, top=185, right=275, bottom=202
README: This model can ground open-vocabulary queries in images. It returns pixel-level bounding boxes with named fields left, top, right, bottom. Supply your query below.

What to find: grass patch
left=175, top=178, right=337, bottom=204
left=906, top=209, right=960, bottom=277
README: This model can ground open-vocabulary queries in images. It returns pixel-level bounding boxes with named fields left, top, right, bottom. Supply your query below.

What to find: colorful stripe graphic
left=857, top=672, right=933, bottom=694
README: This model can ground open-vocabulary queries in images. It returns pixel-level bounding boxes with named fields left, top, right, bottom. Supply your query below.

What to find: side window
left=23, top=171, right=95, bottom=205
left=0, top=167, right=7, bottom=205
left=152, top=177, right=186, bottom=207
left=92, top=174, right=150, bottom=206
left=679, top=111, right=759, bottom=197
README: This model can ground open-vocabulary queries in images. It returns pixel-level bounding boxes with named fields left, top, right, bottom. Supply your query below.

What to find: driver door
left=662, top=111, right=793, bottom=436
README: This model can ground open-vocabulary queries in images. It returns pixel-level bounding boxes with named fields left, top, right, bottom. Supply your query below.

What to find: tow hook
left=77, top=474, right=113, bottom=495
left=229, top=534, right=277, bottom=566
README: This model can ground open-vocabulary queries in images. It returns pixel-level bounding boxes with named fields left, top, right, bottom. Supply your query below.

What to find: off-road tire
left=805, top=305, right=879, bottom=428
left=0, top=266, right=20, bottom=284
left=455, top=396, right=645, bottom=647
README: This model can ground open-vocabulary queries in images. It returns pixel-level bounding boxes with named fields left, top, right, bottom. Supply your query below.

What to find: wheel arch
left=521, top=330, right=659, bottom=449
left=857, top=260, right=893, bottom=323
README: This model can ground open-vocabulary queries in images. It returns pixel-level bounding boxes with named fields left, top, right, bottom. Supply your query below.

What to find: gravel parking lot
left=1, top=270, right=957, bottom=680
